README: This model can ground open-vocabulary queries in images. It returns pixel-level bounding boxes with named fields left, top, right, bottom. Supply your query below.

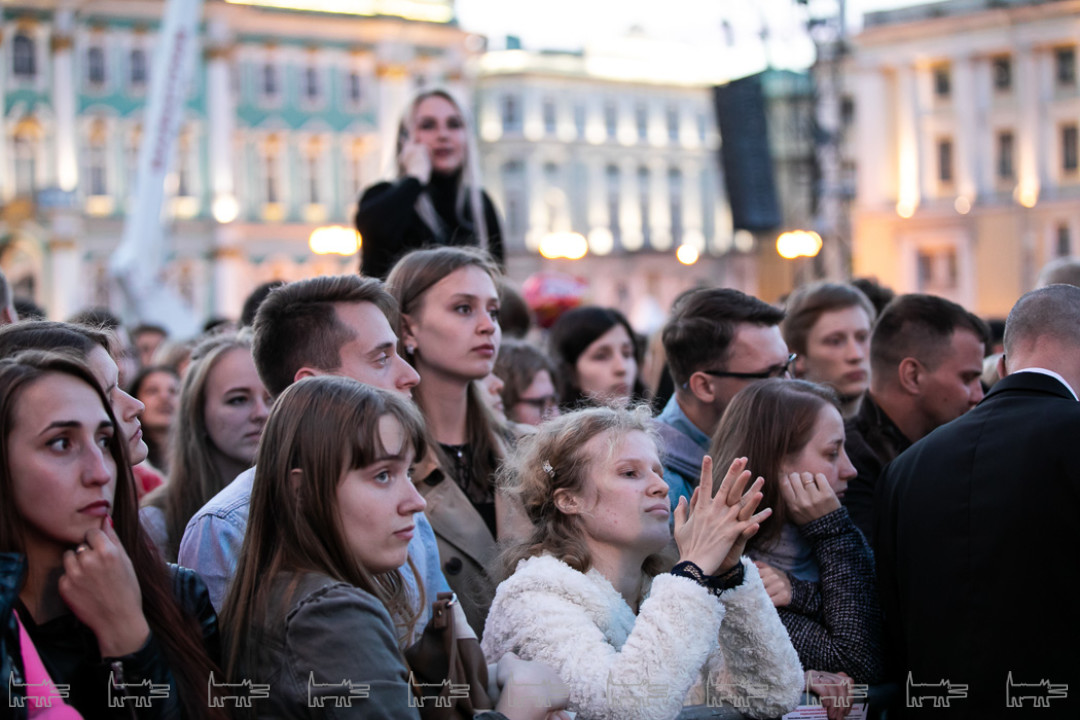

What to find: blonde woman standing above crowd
left=356, top=88, right=504, bottom=280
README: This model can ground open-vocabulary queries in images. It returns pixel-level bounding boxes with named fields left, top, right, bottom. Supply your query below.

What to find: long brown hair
left=386, top=246, right=507, bottom=505
left=221, top=376, right=428, bottom=680
left=708, top=379, right=839, bottom=548
left=497, top=403, right=665, bottom=579
left=0, top=351, right=226, bottom=719
left=144, top=331, right=259, bottom=562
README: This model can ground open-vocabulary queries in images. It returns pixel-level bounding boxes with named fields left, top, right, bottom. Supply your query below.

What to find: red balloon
left=522, top=271, right=589, bottom=329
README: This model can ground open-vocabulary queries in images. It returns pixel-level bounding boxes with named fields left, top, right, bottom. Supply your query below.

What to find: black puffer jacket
left=15, top=564, right=218, bottom=719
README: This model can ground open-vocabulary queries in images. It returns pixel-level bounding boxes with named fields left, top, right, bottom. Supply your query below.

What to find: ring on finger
left=75, top=543, right=90, bottom=554
left=802, top=476, right=816, bottom=485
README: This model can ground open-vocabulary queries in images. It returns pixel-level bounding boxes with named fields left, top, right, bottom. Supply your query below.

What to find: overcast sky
left=455, top=0, right=926, bottom=63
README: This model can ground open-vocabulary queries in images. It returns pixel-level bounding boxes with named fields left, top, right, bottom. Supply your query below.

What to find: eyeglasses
left=698, top=353, right=798, bottom=381
left=517, top=395, right=559, bottom=414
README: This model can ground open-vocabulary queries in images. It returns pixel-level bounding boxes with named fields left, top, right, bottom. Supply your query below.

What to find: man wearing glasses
left=655, top=288, right=790, bottom=511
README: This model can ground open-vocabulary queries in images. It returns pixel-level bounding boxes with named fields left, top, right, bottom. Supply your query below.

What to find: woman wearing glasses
left=494, top=340, right=561, bottom=427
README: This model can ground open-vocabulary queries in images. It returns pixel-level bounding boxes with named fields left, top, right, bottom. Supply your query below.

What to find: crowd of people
left=1, top=87, right=1078, bottom=720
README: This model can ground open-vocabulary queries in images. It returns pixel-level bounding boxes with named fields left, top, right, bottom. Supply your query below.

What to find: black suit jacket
left=875, top=371, right=1080, bottom=718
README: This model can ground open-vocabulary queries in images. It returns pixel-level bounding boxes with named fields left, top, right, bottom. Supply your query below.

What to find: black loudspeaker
left=713, top=76, right=782, bottom=232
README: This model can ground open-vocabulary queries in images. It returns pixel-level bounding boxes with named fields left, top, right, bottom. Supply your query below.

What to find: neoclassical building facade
left=1, top=0, right=470, bottom=320
left=846, top=0, right=1080, bottom=317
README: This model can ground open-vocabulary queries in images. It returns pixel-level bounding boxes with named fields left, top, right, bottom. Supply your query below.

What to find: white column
left=894, top=64, right=921, bottom=215
left=854, top=67, right=890, bottom=209
left=376, top=43, right=413, bottom=173
left=206, top=19, right=237, bottom=223
left=52, top=10, right=78, bottom=191
left=0, top=25, right=8, bottom=202
left=971, top=57, right=992, bottom=195
left=619, top=156, right=640, bottom=251
left=952, top=55, right=977, bottom=203
left=682, top=158, right=704, bottom=248
left=211, top=228, right=247, bottom=318
left=1016, top=46, right=1040, bottom=206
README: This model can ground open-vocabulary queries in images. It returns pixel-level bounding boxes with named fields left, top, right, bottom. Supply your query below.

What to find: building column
left=0, top=27, right=7, bottom=202
left=375, top=43, right=414, bottom=172
left=46, top=234, right=81, bottom=319
left=1015, top=46, right=1040, bottom=207
left=952, top=55, right=978, bottom=204
left=206, top=19, right=237, bottom=224
left=52, top=10, right=78, bottom=191
left=894, top=64, right=921, bottom=216
left=682, top=158, right=704, bottom=252
left=211, top=233, right=247, bottom=319
left=853, top=67, right=890, bottom=210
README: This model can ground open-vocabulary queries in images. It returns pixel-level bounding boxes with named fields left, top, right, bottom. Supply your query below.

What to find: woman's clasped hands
left=673, top=456, right=771, bottom=576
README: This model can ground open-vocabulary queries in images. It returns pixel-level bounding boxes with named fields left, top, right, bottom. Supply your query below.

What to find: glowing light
left=1015, top=184, right=1038, bottom=208
left=896, top=201, right=916, bottom=219
left=224, top=0, right=453, bottom=23
left=954, top=196, right=971, bottom=215
left=676, top=243, right=699, bottom=265
left=733, top=229, right=755, bottom=253
left=212, top=195, right=239, bottom=224
left=587, top=228, right=614, bottom=256
left=309, top=225, right=360, bottom=256
left=776, top=230, right=823, bottom=260
left=539, top=232, right=588, bottom=260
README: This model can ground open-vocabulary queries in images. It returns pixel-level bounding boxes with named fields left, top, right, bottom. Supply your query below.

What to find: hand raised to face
left=780, top=471, right=841, bottom=526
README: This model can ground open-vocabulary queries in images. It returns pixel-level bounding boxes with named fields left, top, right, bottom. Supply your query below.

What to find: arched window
left=130, top=47, right=147, bottom=87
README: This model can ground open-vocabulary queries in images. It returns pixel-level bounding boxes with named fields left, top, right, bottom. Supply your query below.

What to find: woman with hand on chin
left=710, top=379, right=884, bottom=720
left=483, top=405, right=804, bottom=720
left=0, top=351, right=224, bottom=719
left=356, top=88, right=504, bottom=280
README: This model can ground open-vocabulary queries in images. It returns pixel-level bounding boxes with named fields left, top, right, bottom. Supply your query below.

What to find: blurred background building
left=2, top=0, right=1077, bottom=325
left=845, top=0, right=1080, bottom=317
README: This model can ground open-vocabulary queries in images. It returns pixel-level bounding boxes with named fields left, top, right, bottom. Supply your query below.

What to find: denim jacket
left=653, top=394, right=711, bottom=513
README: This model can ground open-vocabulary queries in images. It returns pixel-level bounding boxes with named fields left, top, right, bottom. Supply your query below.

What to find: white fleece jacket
left=482, top=555, right=804, bottom=720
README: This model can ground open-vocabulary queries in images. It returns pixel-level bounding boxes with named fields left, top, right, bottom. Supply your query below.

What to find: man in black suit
left=875, top=284, right=1080, bottom=718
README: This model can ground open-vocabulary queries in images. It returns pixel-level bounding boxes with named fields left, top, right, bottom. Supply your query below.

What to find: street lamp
left=676, top=243, right=699, bottom=265
left=309, top=225, right=360, bottom=256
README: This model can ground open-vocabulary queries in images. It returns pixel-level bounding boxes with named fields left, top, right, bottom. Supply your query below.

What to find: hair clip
left=542, top=460, right=555, bottom=479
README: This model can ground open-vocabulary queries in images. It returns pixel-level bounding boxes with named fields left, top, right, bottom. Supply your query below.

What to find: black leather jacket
left=14, top=564, right=219, bottom=720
